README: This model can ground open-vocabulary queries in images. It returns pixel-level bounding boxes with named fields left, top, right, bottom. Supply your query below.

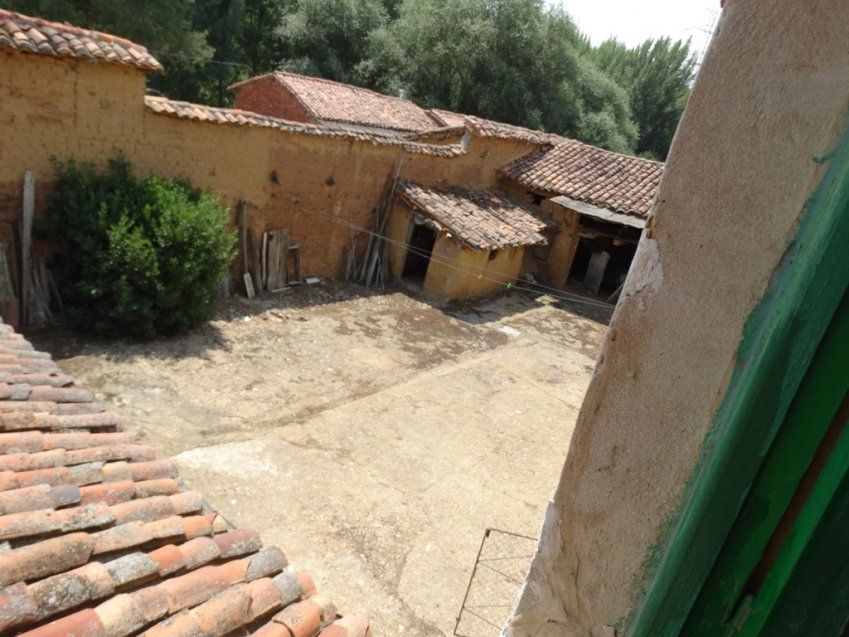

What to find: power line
left=291, top=202, right=617, bottom=311
left=149, top=49, right=252, bottom=71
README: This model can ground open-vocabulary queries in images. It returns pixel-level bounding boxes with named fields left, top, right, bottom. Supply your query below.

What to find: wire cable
left=291, top=202, right=617, bottom=310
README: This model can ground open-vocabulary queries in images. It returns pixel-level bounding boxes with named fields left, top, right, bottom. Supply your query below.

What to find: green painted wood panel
left=627, top=124, right=849, bottom=636
left=683, top=294, right=849, bottom=634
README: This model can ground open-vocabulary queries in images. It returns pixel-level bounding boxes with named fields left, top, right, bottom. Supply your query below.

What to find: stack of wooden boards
left=236, top=202, right=302, bottom=298
left=2, top=171, right=62, bottom=327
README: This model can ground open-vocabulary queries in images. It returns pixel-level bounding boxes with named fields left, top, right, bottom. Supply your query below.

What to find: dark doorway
left=568, top=235, right=638, bottom=295
left=403, top=223, right=437, bottom=283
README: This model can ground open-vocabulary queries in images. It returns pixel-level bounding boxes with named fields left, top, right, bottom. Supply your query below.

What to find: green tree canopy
left=6, top=0, right=212, bottom=66
left=364, top=0, right=637, bottom=152
left=277, top=0, right=388, bottom=83
left=8, top=0, right=695, bottom=155
left=590, top=36, right=697, bottom=158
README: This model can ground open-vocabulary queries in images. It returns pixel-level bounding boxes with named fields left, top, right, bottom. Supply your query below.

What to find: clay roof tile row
left=0, top=321, right=371, bottom=637
left=145, top=95, right=464, bottom=159
left=0, top=9, right=162, bottom=72
left=270, top=71, right=438, bottom=133
left=500, top=139, right=665, bottom=218
left=394, top=180, right=550, bottom=251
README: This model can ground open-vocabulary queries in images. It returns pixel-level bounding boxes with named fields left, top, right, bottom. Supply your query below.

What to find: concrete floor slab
left=28, top=284, right=609, bottom=636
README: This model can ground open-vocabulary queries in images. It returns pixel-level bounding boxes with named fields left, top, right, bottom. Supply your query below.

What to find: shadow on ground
left=25, top=279, right=613, bottom=364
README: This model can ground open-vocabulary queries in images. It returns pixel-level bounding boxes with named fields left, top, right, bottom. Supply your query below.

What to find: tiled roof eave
left=144, top=96, right=466, bottom=158
left=0, top=9, right=163, bottom=72
left=394, top=180, right=549, bottom=252
left=0, top=323, right=370, bottom=637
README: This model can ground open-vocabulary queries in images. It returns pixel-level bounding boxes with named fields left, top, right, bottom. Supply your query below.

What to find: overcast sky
left=554, top=0, right=721, bottom=59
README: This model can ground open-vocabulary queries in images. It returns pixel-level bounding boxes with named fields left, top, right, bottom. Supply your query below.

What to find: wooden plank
left=0, top=246, right=14, bottom=303
left=281, top=230, right=289, bottom=285
left=266, top=230, right=280, bottom=290
left=21, top=171, right=34, bottom=325
left=261, top=231, right=268, bottom=291
left=42, top=259, right=62, bottom=311
left=243, top=273, right=255, bottom=299
left=237, top=200, right=248, bottom=277
left=291, top=245, right=302, bottom=285
left=248, top=228, right=261, bottom=292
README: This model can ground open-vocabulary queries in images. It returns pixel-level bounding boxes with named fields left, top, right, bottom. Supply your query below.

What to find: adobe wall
left=386, top=201, right=526, bottom=300
left=423, top=235, right=524, bottom=300
left=386, top=201, right=414, bottom=279
left=535, top=199, right=580, bottom=289
left=0, top=49, right=535, bottom=281
left=505, top=1, right=849, bottom=635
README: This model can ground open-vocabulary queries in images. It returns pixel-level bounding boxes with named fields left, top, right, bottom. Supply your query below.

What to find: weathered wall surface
left=505, top=1, right=849, bottom=635
left=233, top=75, right=312, bottom=123
left=387, top=201, right=414, bottom=278
left=424, top=235, right=524, bottom=300
left=0, top=49, right=534, bottom=280
left=386, top=202, right=525, bottom=300
left=535, top=200, right=580, bottom=289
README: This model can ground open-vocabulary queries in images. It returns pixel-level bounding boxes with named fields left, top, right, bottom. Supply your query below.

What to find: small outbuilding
left=387, top=180, right=549, bottom=300
left=501, top=139, right=664, bottom=296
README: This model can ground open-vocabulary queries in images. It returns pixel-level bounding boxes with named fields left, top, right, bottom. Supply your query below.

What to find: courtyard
left=27, top=283, right=610, bottom=636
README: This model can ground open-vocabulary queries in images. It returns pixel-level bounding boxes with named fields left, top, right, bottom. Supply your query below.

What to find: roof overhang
left=550, top=195, right=646, bottom=229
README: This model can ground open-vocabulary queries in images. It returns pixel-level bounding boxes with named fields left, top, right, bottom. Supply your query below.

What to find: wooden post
left=237, top=200, right=251, bottom=296
left=281, top=230, right=290, bottom=285
left=21, top=171, right=34, bottom=325
left=248, top=228, right=261, bottom=293
left=237, top=200, right=248, bottom=277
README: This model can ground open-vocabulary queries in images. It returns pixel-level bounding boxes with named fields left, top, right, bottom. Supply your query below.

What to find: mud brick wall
left=0, top=49, right=535, bottom=280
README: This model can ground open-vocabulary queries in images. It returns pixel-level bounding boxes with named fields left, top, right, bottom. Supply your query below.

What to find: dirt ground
left=27, top=282, right=611, bottom=637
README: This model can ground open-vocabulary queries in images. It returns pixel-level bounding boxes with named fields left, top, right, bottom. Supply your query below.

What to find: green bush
left=42, top=157, right=236, bottom=338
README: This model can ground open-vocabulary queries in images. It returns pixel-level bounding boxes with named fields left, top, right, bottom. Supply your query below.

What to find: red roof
left=501, top=139, right=664, bottom=218
left=394, top=180, right=549, bottom=251
left=0, top=323, right=369, bottom=637
left=426, top=109, right=468, bottom=128
left=258, top=72, right=439, bottom=133
left=426, top=109, right=561, bottom=146
left=0, top=9, right=162, bottom=72
left=145, top=96, right=465, bottom=158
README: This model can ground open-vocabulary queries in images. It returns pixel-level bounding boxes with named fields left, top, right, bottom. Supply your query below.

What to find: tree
left=591, top=37, right=696, bottom=158
left=6, top=0, right=212, bottom=69
left=365, top=0, right=637, bottom=152
left=276, top=0, right=388, bottom=83
left=241, top=0, right=287, bottom=75
left=6, top=0, right=286, bottom=107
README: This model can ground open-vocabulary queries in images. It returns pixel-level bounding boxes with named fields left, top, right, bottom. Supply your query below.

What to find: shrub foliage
left=43, top=157, right=235, bottom=338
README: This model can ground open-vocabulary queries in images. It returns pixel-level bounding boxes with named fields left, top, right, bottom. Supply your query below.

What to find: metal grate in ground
left=454, top=528, right=538, bottom=637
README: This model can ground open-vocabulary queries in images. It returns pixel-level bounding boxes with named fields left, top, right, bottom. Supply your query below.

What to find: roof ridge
left=274, top=70, right=407, bottom=102
left=0, top=8, right=162, bottom=71
left=553, top=137, right=665, bottom=167
left=144, top=95, right=468, bottom=157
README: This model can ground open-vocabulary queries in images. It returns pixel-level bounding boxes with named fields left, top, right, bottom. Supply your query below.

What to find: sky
left=554, top=0, right=720, bottom=59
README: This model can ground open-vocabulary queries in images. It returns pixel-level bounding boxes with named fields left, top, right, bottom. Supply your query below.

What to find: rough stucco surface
left=505, top=1, right=849, bottom=635
left=0, top=49, right=535, bottom=280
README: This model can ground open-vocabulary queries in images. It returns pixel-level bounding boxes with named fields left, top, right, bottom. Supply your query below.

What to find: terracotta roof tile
left=420, top=108, right=563, bottom=146
left=463, top=116, right=563, bottom=146
left=501, top=139, right=665, bottom=218
left=394, top=179, right=550, bottom=251
left=0, top=9, right=162, bottom=71
left=145, top=95, right=464, bottom=158
left=426, top=108, right=468, bottom=128
left=0, top=324, right=364, bottom=636
left=267, top=71, right=437, bottom=132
